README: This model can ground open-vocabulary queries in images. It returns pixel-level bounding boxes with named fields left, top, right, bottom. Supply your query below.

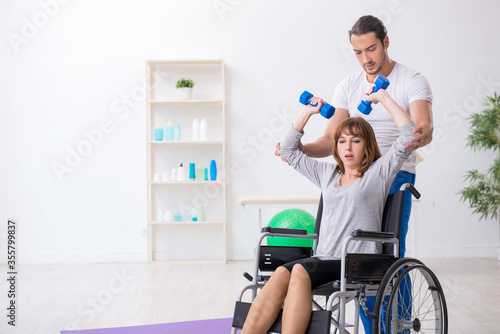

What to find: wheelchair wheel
left=372, top=258, right=424, bottom=334
left=382, top=264, right=448, bottom=333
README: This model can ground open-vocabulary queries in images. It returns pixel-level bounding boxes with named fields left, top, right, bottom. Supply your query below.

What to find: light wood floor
left=0, top=258, right=499, bottom=334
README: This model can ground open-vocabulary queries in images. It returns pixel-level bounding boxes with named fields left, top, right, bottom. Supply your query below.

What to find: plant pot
left=177, top=87, right=193, bottom=100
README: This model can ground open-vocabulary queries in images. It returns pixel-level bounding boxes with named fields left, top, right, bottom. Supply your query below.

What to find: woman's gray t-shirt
left=279, top=121, right=415, bottom=259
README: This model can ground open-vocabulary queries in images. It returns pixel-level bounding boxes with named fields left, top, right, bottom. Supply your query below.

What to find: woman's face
left=337, top=131, right=366, bottom=171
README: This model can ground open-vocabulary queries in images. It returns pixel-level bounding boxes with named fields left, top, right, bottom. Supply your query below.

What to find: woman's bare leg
left=281, top=264, right=312, bottom=334
left=241, top=267, right=291, bottom=334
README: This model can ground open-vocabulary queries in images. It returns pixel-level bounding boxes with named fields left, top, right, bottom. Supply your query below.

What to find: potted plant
left=176, top=78, right=195, bottom=100
left=459, top=93, right=500, bottom=259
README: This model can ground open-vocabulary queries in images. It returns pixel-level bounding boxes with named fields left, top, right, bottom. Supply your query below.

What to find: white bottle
left=157, top=209, right=163, bottom=222
left=192, top=118, right=200, bottom=141
left=170, top=166, right=177, bottom=182
left=191, top=208, right=198, bottom=222
left=200, top=117, right=208, bottom=141
left=177, top=163, right=186, bottom=181
left=163, top=210, right=172, bottom=222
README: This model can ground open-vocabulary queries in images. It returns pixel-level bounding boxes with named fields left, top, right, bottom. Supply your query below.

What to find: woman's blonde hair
left=332, top=117, right=381, bottom=175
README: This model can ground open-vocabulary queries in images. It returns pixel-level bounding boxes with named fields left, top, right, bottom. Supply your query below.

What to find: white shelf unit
left=146, top=59, right=226, bottom=262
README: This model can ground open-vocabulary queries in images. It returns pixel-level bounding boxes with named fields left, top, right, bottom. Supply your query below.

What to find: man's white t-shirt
left=332, top=62, right=433, bottom=174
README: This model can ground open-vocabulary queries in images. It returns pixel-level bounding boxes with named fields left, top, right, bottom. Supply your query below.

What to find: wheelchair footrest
left=232, top=301, right=332, bottom=334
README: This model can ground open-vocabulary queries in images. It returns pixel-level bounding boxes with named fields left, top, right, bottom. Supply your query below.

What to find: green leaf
left=176, top=78, right=195, bottom=89
left=460, top=93, right=500, bottom=222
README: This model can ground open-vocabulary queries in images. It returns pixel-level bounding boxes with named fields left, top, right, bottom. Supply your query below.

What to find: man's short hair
left=349, top=15, right=387, bottom=46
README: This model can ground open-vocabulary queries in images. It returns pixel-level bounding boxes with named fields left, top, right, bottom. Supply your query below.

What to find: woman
left=241, top=88, right=417, bottom=334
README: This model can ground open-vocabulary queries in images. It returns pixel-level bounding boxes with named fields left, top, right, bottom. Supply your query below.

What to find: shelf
left=149, top=140, right=223, bottom=146
left=147, top=59, right=226, bottom=262
left=150, top=220, right=224, bottom=225
left=148, top=100, right=223, bottom=105
left=149, top=181, right=224, bottom=185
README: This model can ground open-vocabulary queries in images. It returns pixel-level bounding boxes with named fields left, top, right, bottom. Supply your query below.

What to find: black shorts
left=280, top=257, right=341, bottom=289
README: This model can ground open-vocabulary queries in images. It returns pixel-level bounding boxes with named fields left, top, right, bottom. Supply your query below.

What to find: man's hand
left=275, top=141, right=303, bottom=165
left=406, top=126, right=432, bottom=151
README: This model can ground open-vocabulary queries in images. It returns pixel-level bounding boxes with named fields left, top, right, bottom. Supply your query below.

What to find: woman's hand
left=363, top=87, right=412, bottom=128
left=363, top=87, right=387, bottom=105
left=293, top=96, right=327, bottom=133
left=304, top=96, right=326, bottom=115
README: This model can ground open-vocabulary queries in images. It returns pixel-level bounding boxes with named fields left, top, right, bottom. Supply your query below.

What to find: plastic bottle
left=170, top=166, right=177, bottom=182
left=177, top=163, right=185, bottom=181
left=192, top=118, right=200, bottom=141
left=196, top=164, right=204, bottom=181
left=173, top=209, right=182, bottom=222
left=176, top=124, right=182, bottom=140
left=210, top=160, right=217, bottom=181
left=165, top=120, right=174, bottom=141
left=204, top=163, right=209, bottom=181
left=200, top=117, right=208, bottom=141
left=154, top=120, right=164, bottom=141
left=189, top=163, right=196, bottom=181
left=191, top=208, right=198, bottom=222
left=163, top=210, right=172, bottom=222
left=199, top=206, right=206, bottom=221
left=182, top=209, right=191, bottom=222
left=157, top=209, right=163, bottom=222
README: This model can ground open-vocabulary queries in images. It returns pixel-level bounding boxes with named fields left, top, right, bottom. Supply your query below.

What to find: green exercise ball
left=267, top=209, right=315, bottom=247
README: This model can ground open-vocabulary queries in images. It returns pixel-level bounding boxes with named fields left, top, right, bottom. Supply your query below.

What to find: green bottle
left=199, top=206, right=206, bottom=221
left=196, top=164, right=204, bottom=181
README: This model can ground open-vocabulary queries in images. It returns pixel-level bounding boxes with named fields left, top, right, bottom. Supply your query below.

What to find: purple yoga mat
left=60, top=318, right=234, bottom=334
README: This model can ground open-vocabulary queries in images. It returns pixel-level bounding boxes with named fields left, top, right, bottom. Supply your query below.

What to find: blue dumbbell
left=299, top=91, right=335, bottom=119
left=357, top=75, right=390, bottom=115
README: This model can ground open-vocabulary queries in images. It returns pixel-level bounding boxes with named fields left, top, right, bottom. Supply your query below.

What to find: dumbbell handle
left=357, top=75, right=390, bottom=115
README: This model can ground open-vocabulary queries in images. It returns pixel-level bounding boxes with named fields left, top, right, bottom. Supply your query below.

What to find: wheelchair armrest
left=261, top=226, right=308, bottom=235
left=351, top=229, right=394, bottom=240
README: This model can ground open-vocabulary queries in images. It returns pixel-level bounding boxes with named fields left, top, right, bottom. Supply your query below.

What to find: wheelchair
left=232, top=183, right=448, bottom=334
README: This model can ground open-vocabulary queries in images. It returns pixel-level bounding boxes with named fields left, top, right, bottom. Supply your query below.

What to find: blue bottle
left=165, top=120, right=174, bottom=141
left=154, top=120, right=164, bottom=141
left=174, top=123, right=181, bottom=141
left=189, top=163, right=196, bottom=181
left=210, top=160, right=217, bottom=181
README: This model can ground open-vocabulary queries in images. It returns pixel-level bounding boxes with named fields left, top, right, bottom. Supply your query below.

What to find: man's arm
left=301, top=108, right=350, bottom=158
left=406, top=99, right=433, bottom=151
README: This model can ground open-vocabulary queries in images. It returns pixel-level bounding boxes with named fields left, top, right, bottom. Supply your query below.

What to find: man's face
left=351, top=32, right=388, bottom=75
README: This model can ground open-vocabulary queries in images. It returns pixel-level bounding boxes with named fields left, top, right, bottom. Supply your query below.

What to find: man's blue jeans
left=359, top=170, right=416, bottom=334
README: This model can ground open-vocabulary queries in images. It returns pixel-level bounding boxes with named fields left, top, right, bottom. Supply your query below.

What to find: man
left=276, top=15, right=433, bottom=333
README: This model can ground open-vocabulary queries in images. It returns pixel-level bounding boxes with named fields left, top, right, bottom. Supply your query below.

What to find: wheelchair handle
left=400, top=183, right=421, bottom=199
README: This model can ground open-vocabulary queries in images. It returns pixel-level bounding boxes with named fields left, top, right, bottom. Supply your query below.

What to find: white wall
left=0, top=0, right=498, bottom=263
